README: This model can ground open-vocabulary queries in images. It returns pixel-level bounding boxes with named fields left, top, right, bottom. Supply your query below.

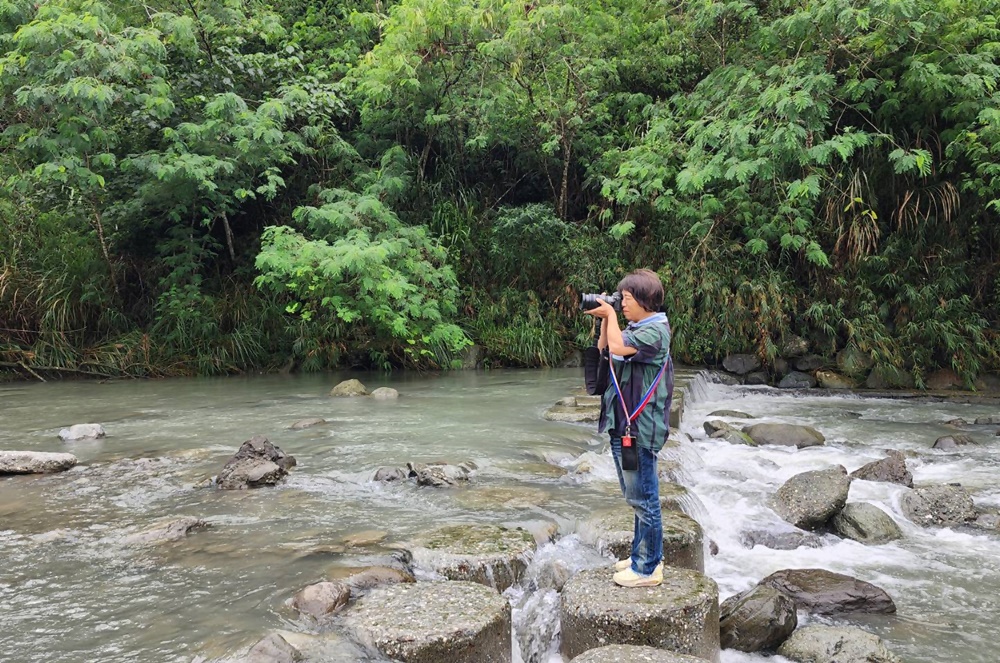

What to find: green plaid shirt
left=598, top=314, right=674, bottom=452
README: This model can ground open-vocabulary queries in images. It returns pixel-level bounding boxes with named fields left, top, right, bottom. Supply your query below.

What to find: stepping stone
left=341, top=581, right=511, bottom=663
left=405, top=524, right=535, bottom=591
left=579, top=509, right=704, bottom=572
left=570, top=645, right=705, bottom=662
left=560, top=567, right=719, bottom=662
left=0, top=451, right=78, bottom=474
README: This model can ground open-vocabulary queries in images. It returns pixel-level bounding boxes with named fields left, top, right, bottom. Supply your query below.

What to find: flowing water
left=1, top=369, right=998, bottom=662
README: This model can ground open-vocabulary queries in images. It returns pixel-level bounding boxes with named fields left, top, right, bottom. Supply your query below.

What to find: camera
left=580, top=291, right=622, bottom=312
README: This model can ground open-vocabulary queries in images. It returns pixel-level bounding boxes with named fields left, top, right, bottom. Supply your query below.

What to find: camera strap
left=609, top=354, right=667, bottom=444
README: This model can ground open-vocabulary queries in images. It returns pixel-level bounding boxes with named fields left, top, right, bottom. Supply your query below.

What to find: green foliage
left=255, top=165, right=471, bottom=369
left=2, top=0, right=1000, bottom=382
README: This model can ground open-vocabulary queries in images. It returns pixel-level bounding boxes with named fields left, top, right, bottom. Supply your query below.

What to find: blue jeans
left=610, top=437, right=663, bottom=575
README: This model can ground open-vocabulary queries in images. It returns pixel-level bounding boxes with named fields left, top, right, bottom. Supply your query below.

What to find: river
left=0, top=369, right=998, bottom=662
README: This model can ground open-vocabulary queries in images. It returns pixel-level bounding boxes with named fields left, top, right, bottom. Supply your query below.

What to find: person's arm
left=585, top=300, right=636, bottom=357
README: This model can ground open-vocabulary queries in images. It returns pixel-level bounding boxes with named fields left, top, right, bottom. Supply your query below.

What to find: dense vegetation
left=1, top=0, right=999, bottom=385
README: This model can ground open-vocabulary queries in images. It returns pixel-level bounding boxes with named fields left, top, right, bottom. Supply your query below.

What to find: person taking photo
left=583, top=268, right=674, bottom=588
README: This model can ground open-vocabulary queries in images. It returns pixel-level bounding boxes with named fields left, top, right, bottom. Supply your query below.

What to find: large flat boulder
left=758, top=569, right=896, bottom=615
left=341, top=581, right=511, bottom=663
left=0, top=451, right=78, bottom=474
left=771, top=466, right=850, bottom=530
left=777, top=625, right=901, bottom=663
left=579, top=509, right=704, bottom=572
left=405, top=524, right=535, bottom=591
left=742, top=423, right=825, bottom=448
left=560, top=567, right=719, bottom=662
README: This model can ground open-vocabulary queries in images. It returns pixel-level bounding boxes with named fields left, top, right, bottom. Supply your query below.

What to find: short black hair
left=617, top=269, right=663, bottom=312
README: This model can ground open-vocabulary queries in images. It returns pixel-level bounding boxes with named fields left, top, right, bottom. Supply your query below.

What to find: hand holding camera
left=580, top=291, right=622, bottom=318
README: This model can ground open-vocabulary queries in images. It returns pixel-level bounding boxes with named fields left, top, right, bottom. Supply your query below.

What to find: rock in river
left=719, top=585, right=797, bottom=652
left=771, top=466, right=850, bottom=530
left=58, top=423, right=106, bottom=441
left=341, top=581, right=511, bottom=663
left=742, top=423, right=825, bottom=448
left=405, top=523, right=536, bottom=592
left=777, top=625, right=902, bottom=663
left=900, top=484, right=978, bottom=527
left=560, top=566, right=720, bottom=662
left=758, top=568, right=896, bottom=615
left=329, top=379, right=368, bottom=397
left=217, top=436, right=296, bottom=490
left=570, top=645, right=705, bottom=663
left=849, top=451, right=912, bottom=487
left=831, top=502, right=903, bottom=544
left=0, top=451, right=78, bottom=474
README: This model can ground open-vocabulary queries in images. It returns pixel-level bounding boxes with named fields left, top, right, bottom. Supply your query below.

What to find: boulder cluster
left=717, top=337, right=1000, bottom=392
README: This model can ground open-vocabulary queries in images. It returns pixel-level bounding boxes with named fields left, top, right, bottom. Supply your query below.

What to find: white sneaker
left=613, top=559, right=663, bottom=574
left=613, top=563, right=663, bottom=588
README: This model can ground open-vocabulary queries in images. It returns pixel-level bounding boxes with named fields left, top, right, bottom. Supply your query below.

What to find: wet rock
left=560, top=566, right=719, bottom=661
left=975, top=415, right=1000, bottom=425
left=580, top=509, right=704, bottom=572
left=900, top=484, right=977, bottom=527
left=556, top=396, right=578, bottom=407
left=849, top=451, right=912, bottom=487
left=771, top=466, right=850, bottom=530
left=710, top=428, right=757, bottom=446
left=453, top=486, right=550, bottom=509
left=370, top=387, right=399, bottom=400
left=372, top=466, right=408, bottom=482
left=335, top=566, right=415, bottom=591
left=926, top=368, right=962, bottom=390
left=58, top=423, right=106, bottom=441
left=0, top=451, right=78, bottom=474
left=945, top=417, right=969, bottom=426
left=933, top=434, right=978, bottom=450
left=670, top=392, right=684, bottom=429
left=778, top=371, right=817, bottom=389
left=341, top=581, right=511, bottom=663
left=406, top=461, right=475, bottom=487
left=777, top=625, right=902, bottom=663
left=290, top=581, right=350, bottom=619
left=709, top=372, right=742, bottom=386
left=723, top=353, right=761, bottom=375
left=743, top=423, right=825, bottom=448
left=719, top=585, right=797, bottom=652
left=576, top=395, right=601, bottom=407
left=816, top=370, right=855, bottom=390
left=245, top=632, right=302, bottom=663
left=707, top=410, right=755, bottom=419
left=781, top=335, right=810, bottom=358
left=836, top=347, right=874, bottom=377
left=288, top=418, right=326, bottom=430
left=865, top=366, right=915, bottom=390
left=570, top=645, right=705, bottom=662
left=745, top=371, right=769, bottom=385
left=544, top=404, right=601, bottom=423
left=123, top=516, right=209, bottom=546
left=739, top=528, right=825, bottom=551
left=703, top=419, right=736, bottom=436
left=329, top=379, right=368, bottom=397
left=758, top=569, right=896, bottom=615
left=406, top=524, right=535, bottom=591
left=832, top=503, right=903, bottom=544
left=793, top=354, right=823, bottom=372
left=217, top=436, right=296, bottom=490
left=342, top=530, right=387, bottom=547
left=972, top=512, right=1000, bottom=532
